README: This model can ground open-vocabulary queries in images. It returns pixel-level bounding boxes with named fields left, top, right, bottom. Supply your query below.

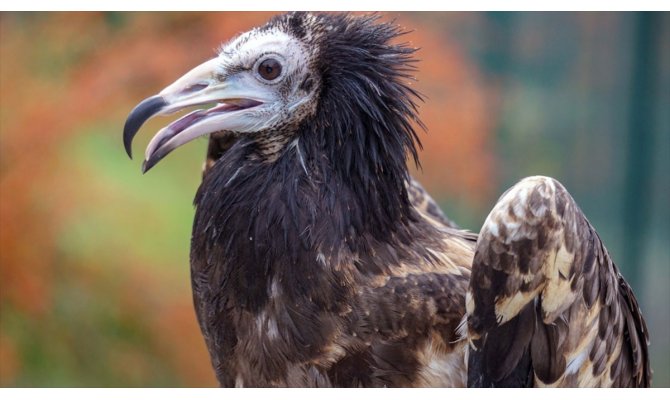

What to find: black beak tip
left=141, top=155, right=161, bottom=174
left=123, top=95, right=168, bottom=160
left=123, top=135, right=134, bottom=159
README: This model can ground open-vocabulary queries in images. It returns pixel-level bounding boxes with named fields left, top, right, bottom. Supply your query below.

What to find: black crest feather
left=295, top=12, right=424, bottom=234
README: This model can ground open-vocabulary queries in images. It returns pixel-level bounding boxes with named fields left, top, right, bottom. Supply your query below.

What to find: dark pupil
left=258, top=59, right=281, bottom=80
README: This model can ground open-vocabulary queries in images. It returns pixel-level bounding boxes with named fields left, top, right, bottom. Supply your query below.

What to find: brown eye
left=258, top=58, right=282, bottom=81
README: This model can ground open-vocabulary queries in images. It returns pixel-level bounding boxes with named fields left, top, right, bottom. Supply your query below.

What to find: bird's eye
left=257, top=58, right=282, bottom=81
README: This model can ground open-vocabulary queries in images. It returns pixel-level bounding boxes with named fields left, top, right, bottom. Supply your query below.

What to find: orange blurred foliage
left=405, top=17, right=495, bottom=203
left=0, top=333, right=20, bottom=386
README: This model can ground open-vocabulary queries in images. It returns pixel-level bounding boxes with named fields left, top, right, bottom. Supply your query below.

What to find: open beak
left=123, top=57, right=265, bottom=173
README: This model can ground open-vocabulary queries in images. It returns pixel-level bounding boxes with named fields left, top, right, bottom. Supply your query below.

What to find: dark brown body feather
left=194, top=135, right=474, bottom=387
left=466, top=176, right=651, bottom=387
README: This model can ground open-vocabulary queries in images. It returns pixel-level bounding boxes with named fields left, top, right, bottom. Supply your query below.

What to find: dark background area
left=1, top=12, right=668, bottom=387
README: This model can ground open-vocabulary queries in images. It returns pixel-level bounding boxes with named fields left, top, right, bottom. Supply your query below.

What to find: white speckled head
left=124, top=13, right=325, bottom=170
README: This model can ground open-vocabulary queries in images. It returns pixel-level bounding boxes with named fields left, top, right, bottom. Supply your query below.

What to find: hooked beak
left=123, top=57, right=265, bottom=173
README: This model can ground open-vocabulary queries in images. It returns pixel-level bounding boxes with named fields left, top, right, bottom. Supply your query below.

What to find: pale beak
left=123, top=57, right=266, bottom=173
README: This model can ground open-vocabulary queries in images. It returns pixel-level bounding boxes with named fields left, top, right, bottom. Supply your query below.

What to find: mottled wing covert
left=466, top=176, right=651, bottom=387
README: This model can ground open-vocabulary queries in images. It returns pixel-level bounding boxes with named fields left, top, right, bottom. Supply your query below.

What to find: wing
left=364, top=270, right=470, bottom=387
left=350, top=224, right=476, bottom=387
left=466, top=176, right=651, bottom=387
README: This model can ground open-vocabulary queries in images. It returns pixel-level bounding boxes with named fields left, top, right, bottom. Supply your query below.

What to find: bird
left=122, top=12, right=651, bottom=387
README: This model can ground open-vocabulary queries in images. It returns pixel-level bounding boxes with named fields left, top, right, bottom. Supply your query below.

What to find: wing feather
left=363, top=270, right=470, bottom=387
left=466, top=176, right=651, bottom=387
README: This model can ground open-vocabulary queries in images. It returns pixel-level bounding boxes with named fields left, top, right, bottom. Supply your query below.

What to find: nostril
left=181, top=83, right=209, bottom=95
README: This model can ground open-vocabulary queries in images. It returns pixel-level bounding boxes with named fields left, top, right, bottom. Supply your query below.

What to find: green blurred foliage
left=0, top=12, right=668, bottom=387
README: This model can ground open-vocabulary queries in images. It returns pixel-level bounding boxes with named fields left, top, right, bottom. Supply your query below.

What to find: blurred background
left=0, top=12, right=668, bottom=387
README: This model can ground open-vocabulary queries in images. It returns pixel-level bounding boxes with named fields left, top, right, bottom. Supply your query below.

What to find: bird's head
left=124, top=12, right=421, bottom=178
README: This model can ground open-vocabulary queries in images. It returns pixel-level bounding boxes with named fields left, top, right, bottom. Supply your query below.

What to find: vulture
left=122, top=12, right=651, bottom=387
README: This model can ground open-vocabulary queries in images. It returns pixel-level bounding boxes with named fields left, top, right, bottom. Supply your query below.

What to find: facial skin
left=124, top=26, right=320, bottom=172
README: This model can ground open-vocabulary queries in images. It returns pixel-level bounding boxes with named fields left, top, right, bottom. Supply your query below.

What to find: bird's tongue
left=145, top=104, right=237, bottom=161
left=165, top=99, right=262, bottom=136
left=167, top=109, right=208, bottom=135
left=167, top=103, right=238, bottom=136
